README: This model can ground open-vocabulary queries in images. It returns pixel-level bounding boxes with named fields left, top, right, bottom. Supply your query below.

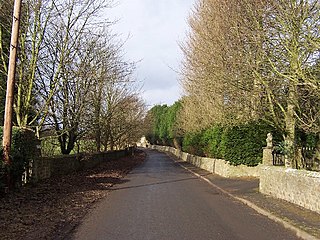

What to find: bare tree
left=98, top=59, right=144, bottom=151
left=180, top=0, right=320, bottom=167
left=40, top=0, right=113, bottom=154
left=11, top=0, right=55, bottom=129
left=82, top=31, right=125, bottom=152
left=179, top=0, right=258, bottom=132
left=245, top=0, right=320, bottom=166
left=1, top=0, right=146, bottom=155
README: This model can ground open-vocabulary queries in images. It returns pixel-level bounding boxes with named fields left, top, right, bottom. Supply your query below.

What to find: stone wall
left=151, top=145, right=320, bottom=214
left=260, top=166, right=320, bottom=214
left=150, top=145, right=261, bottom=178
left=32, top=148, right=132, bottom=182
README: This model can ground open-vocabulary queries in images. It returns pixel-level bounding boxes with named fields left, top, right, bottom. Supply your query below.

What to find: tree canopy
left=179, top=0, right=320, bottom=167
left=0, top=0, right=146, bottom=154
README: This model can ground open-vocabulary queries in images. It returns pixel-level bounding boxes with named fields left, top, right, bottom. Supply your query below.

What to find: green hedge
left=0, top=127, right=40, bottom=192
left=182, top=131, right=205, bottom=156
left=146, top=102, right=182, bottom=147
left=202, top=125, right=224, bottom=159
left=221, top=122, right=281, bottom=166
left=182, top=121, right=281, bottom=166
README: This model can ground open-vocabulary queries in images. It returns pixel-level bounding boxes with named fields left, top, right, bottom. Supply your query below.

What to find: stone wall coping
left=261, top=165, right=320, bottom=179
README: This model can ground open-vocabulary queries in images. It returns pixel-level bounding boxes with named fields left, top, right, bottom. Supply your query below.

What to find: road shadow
left=110, top=176, right=205, bottom=191
left=0, top=152, right=145, bottom=240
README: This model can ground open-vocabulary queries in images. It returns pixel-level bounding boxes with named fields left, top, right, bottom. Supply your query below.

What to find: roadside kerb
left=166, top=152, right=319, bottom=240
left=150, top=145, right=320, bottom=215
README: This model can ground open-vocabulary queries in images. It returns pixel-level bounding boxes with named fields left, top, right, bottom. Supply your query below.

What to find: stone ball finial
left=266, top=133, right=273, bottom=148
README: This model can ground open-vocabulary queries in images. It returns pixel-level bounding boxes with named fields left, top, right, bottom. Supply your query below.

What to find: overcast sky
left=106, top=0, right=196, bottom=108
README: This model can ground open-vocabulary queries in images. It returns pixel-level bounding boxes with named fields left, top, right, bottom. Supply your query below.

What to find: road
left=73, top=149, right=300, bottom=240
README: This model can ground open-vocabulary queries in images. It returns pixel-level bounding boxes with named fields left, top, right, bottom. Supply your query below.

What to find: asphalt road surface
left=73, top=149, right=300, bottom=240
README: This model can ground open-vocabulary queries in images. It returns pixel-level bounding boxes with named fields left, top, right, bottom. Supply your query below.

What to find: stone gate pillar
left=263, top=133, right=273, bottom=166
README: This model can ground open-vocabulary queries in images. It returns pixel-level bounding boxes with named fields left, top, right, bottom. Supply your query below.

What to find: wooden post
left=2, top=0, right=22, bottom=190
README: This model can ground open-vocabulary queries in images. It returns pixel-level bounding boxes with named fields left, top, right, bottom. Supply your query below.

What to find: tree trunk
left=58, top=130, right=77, bottom=155
left=110, top=134, right=114, bottom=151
left=94, top=98, right=101, bottom=152
left=315, top=133, right=320, bottom=161
left=284, top=101, right=297, bottom=168
left=66, top=130, right=76, bottom=154
left=173, top=137, right=181, bottom=150
left=58, top=132, right=67, bottom=154
left=95, top=128, right=101, bottom=152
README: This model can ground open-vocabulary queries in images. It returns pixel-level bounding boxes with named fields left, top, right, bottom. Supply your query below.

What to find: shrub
left=0, top=127, right=40, bottom=190
left=220, top=122, right=281, bottom=166
left=201, top=125, right=224, bottom=158
left=145, top=102, right=182, bottom=147
left=40, top=137, right=61, bottom=156
left=0, top=149, right=5, bottom=193
left=296, top=129, right=319, bottom=148
left=182, top=131, right=205, bottom=156
left=181, top=121, right=281, bottom=166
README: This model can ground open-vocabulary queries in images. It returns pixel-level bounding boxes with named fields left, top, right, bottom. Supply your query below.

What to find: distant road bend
left=74, top=149, right=300, bottom=240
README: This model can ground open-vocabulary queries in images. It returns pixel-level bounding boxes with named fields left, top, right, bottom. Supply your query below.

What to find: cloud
left=107, top=0, right=195, bottom=106
left=142, top=84, right=182, bottom=108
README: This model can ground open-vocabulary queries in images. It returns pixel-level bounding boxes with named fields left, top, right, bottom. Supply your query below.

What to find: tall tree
left=13, top=0, right=56, bottom=129
left=99, top=58, right=143, bottom=151
left=180, top=0, right=320, bottom=167
left=180, top=0, right=259, bottom=132
left=144, top=102, right=182, bottom=148
left=40, top=0, right=113, bottom=154
left=82, top=34, right=146, bottom=152
left=246, top=0, right=320, bottom=166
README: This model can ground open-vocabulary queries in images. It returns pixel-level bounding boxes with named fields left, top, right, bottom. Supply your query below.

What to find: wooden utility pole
left=2, top=0, right=22, bottom=189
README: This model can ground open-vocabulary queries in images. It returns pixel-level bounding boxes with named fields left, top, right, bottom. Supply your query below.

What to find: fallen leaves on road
left=0, top=150, right=146, bottom=240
